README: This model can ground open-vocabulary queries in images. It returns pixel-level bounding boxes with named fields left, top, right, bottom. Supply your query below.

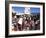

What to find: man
left=18, top=17, right=23, bottom=31
left=12, top=14, right=17, bottom=31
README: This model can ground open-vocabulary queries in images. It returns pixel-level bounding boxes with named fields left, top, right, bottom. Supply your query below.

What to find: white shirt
left=18, top=18, right=23, bottom=25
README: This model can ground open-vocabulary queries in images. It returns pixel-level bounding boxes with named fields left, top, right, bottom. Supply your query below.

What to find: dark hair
left=12, top=12, right=16, bottom=17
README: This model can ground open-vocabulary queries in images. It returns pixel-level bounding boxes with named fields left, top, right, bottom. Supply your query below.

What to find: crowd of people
left=12, top=13, right=40, bottom=31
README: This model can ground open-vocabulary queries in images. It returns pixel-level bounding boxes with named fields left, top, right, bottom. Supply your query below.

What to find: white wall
left=0, top=0, right=5, bottom=38
left=8, top=0, right=45, bottom=2
left=0, top=0, right=46, bottom=38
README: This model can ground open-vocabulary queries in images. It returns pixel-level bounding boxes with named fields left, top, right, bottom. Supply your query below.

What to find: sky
left=12, top=7, right=40, bottom=14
